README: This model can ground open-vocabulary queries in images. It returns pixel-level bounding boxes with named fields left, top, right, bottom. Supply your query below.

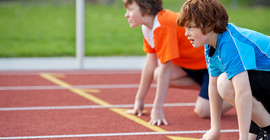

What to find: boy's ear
left=143, top=9, right=151, bottom=16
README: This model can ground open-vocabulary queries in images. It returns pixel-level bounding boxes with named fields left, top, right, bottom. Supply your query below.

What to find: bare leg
left=217, top=73, right=236, bottom=106
left=155, top=65, right=232, bottom=118
left=251, top=98, right=270, bottom=128
left=217, top=73, right=270, bottom=130
left=194, top=96, right=232, bottom=118
left=248, top=133, right=257, bottom=140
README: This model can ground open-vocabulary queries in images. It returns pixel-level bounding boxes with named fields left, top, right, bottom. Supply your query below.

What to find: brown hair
left=177, top=0, right=228, bottom=34
left=123, top=0, right=163, bottom=16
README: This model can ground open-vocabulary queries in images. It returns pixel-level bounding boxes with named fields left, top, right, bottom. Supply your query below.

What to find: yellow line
left=70, top=88, right=110, bottom=106
left=40, top=73, right=198, bottom=140
left=40, top=73, right=109, bottom=106
left=111, top=108, right=167, bottom=132
left=81, top=89, right=100, bottom=93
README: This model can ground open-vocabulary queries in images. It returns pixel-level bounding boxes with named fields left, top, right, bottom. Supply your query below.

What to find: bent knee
left=217, top=73, right=229, bottom=94
left=217, top=73, right=234, bottom=99
left=194, top=97, right=211, bottom=118
left=194, top=106, right=210, bottom=118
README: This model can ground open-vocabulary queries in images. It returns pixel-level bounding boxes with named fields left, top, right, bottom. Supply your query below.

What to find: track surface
left=0, top=70, right=239, bottom=140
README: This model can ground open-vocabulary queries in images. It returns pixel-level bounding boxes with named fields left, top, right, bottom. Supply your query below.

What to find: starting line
left=0, top=84, right=156, bottom=91
left=0, top=103, right=195, bottom=111
left=0, top=129, right=239, bottom=139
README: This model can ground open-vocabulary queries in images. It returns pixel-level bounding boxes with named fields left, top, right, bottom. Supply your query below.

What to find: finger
left=157, top=120, right=161, bottom=126
left=149, top=120, right=156, bottom=125
left=125, top=109, right=136, bottom=115
left=200, top=135, right=206, bottom=140
left=149, top=120, right=154, bottom=125
left=148, top=120, right=152, bottom=125
left=124, top=109, right=132, bottom=114
left=162, top=119, right=168, bottom=125
left=137, top=110, right=142, bottom=117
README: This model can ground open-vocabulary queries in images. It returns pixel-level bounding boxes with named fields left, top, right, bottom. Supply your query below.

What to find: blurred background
left=0, top=0, right=269, bottom=58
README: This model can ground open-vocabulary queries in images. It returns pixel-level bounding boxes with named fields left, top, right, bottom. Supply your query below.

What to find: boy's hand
left=201, top=128, right=220, bottom=140
left=125, top=100, right=144, bottom=117
left=149, top=109, right=168, bottom=126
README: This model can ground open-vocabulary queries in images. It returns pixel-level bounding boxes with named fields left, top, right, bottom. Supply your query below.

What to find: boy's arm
left=149, top=60, right=173, bottom=126
left=125, top=53, right=158, bottom=116
left=202, top=76, right=223, bottom=140
left=231, top=71, right=252, bottom=140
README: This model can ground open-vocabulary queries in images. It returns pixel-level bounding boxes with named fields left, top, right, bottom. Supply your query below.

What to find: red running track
left=0, top=70, right=238, bottom=140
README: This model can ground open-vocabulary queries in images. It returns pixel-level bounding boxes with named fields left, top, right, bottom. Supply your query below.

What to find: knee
left=194, top=97, right=211, bottom=118
left=217, top=73, right=234, bottom=101
left=194, top=105, right=210, bottom=118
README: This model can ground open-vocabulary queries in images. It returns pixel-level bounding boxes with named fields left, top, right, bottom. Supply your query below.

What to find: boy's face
left=124, top=2, right=144, bottom=28
left=184, top=22, right=210, bottom=48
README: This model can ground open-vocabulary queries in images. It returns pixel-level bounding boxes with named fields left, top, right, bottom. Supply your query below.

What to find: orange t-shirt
left=142, top=10, right=206, bottom=70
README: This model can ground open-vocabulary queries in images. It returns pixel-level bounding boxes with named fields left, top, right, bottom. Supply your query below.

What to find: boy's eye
left=185, top=26, right=192, bottom=30
left=185, top=25, right=197, bottom=30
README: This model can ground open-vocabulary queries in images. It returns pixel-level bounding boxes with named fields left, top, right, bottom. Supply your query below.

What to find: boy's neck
left=143, top=14, right=155, bottom=29
left=207, top=32, right=219, bottom=49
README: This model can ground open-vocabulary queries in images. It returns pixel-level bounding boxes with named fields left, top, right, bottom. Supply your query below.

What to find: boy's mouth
left=188, top=38, right=195, bottom=44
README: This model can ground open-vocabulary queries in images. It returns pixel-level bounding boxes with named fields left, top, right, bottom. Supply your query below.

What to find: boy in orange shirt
left=123, top=0, right=232, bottom=125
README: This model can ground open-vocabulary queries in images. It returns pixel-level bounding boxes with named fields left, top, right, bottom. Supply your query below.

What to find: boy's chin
left=192, top=43, right=204, bottom=48
left=129, top=24, right=140, bottom=28
left=192, top=44, right=200, bottom=48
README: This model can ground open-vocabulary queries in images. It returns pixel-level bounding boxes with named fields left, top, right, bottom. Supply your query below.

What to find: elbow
left=159, top=61, right=173, bottom=73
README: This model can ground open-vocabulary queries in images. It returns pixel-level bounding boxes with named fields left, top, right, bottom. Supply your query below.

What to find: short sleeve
left=153, top=26, right=179, bottom=63
left=143, top=38, right=156, bottom=53
left=221, top=41, right=256, bottom=79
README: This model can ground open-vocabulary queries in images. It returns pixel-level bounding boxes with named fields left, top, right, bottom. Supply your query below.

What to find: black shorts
left=248, top=70, right=270, bottom=134
left=182, top=68, right=209, bottom=100
left=248, top=70, right=270, bottom=112
left=250, top=121, right=261, bottom=134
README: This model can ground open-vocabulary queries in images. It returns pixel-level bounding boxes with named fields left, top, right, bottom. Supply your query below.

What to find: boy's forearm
left=209, top=77, right=222, bottom=130
left=136, top=66, right=155, bottom=101
left=235, top=91, right=252, bottom=140
left=136, top=54, right=158, bottom=101
left=232, top=72, right=252, bottom=140
left=152, top=61, right=172, bottom=109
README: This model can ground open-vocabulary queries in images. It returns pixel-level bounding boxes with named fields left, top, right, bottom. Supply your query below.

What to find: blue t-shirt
left=205, top=23, right=270, bottom=80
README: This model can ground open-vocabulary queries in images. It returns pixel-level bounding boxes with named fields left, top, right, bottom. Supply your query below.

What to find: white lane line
left=0, top=84, right=157, bottom=91
left=0, top=70, right=141, bottom=76
left=0, top=103, right=195, bottom=111
left=0, top=129, right=239, bottom=139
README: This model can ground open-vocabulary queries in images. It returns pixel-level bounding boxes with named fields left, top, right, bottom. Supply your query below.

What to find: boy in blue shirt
left=177, top=0, right=270, bottom=139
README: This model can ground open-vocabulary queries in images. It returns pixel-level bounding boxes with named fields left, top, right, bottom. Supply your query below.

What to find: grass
left=85, top=4, right=143, bottom=56
left=0, top=0, right=269, bottom=57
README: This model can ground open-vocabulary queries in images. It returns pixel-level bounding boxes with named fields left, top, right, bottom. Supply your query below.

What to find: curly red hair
left=177, top=0, right=228, bottom=34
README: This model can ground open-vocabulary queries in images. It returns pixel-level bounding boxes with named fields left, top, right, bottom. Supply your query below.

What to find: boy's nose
left=185, top=30, right=190, bottom=37
left=124, top=11, right=129, bottom=18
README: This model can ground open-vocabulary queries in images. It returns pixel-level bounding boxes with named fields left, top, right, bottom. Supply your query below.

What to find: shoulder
left=157, top=9, right=177, bottom=17
left=217, top=25, right=237, bottom=50
left=156, top=10, right=178, bottom=26
left=154, top=10, right=185, bottom=36
left=226, top=23, right=270, bottom=47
